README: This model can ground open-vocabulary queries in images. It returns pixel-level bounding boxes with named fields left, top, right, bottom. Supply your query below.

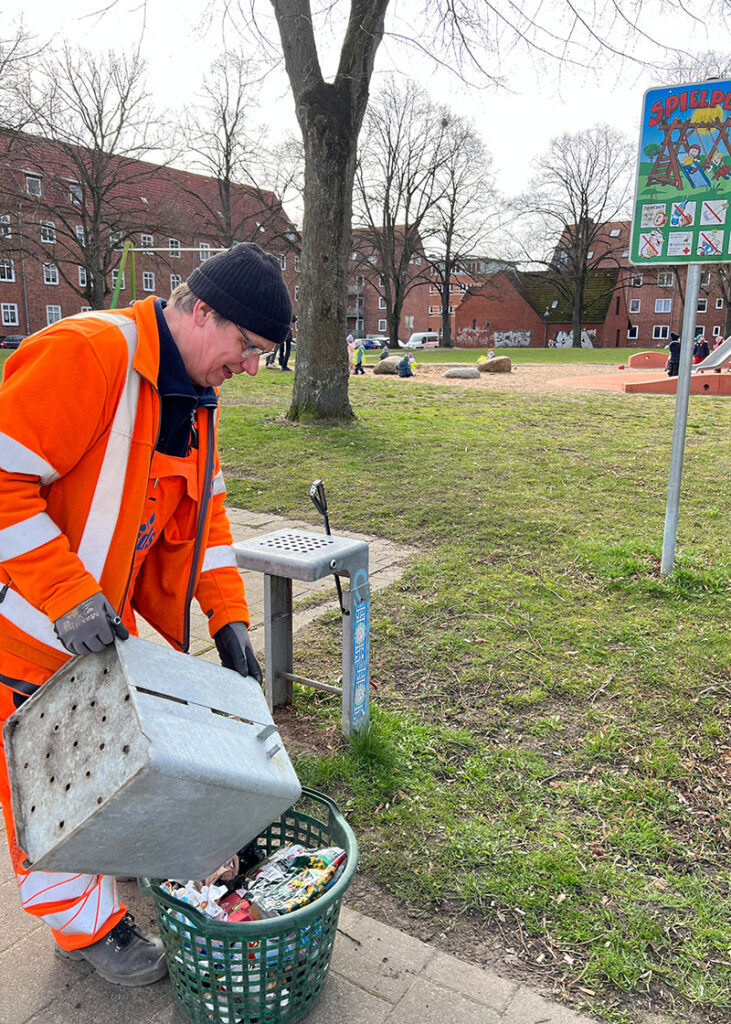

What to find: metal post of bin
left=234, top=530, right=370, bottom=735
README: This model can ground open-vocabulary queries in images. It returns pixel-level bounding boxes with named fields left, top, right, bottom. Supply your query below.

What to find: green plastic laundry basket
left=139, top=788, right=358, bottom=1024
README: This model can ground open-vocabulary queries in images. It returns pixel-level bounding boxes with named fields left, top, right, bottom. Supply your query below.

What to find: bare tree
left=512, top=126, right=634, bottom=347
left=0, top=19, right=36, bottom=130
left=424, top=116, right=497, bottom=347
left=1, top=44, right=169, bottom=309
left=354, top=78, right=451, bottom=347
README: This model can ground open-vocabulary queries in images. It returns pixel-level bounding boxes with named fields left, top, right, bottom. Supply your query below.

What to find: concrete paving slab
left=501, top=984, right=590, bottom=1024
left=23, top=967, right=172, bottom=1024
left=0, top=931, right=87, bottom=1024
left=385, top=976, right=501, bottom=1023
left=422, top=949, right=518, bottom=1013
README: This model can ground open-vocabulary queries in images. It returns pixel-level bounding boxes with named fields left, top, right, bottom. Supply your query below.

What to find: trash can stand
left=140, top=788, right=358, bottom=1024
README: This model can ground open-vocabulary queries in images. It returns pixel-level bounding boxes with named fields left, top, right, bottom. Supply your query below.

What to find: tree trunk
left=288, top=109, right=355, bottom=422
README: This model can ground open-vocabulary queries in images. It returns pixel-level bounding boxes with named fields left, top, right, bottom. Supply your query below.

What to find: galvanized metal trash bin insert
left=3, top=635, right=301, bottom=879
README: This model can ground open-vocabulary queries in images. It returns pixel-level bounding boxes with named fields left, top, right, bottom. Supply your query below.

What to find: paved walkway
left=0, top=513, right=595, bottom=1024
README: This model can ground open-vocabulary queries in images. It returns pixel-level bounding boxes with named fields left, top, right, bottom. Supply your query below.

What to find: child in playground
left=353, top=343, right=365, bottom=375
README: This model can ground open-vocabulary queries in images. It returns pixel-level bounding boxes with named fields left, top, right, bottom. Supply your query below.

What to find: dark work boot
left=56, top=912, right=167, bottom=986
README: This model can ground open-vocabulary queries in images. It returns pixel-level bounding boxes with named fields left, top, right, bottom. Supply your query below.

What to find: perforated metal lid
left=234, top=529, right=368, bottom=581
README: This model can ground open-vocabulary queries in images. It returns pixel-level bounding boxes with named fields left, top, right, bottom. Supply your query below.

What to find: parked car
left=361, top=335, right=390, bottom=349
left=404, top=332, right=439, bottom=349
left=0, top=335, right=26, bottom=349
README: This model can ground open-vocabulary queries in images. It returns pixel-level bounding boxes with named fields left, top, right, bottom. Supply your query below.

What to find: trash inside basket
left=140, top=788, right=358, bottom=1024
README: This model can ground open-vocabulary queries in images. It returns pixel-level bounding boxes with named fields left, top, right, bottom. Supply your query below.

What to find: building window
left=0, top=214, right=11, bottom=238
left=429, top=284, right=436, bottom=294
left=653, top=325, right=669, bottom=340
left=701, top=271, right=711, bottom=286
left=73, top=225, right=85, bottom=247
left=1, top=302, right=19, bottom=326
left=367, top=254, right=377, bottom=264
left=631, top=274, right=642, bottom=287
left=110, top=230, right=123, bottom=248
left=697, top=298, right=707, bottom=313
left=716, top=298, right=724, bottom=309
left=199, top=242, right=211, bottom=262
left=378, top=319, right=387, bottom=332
left=141, top=233, right=154, bottom=248
left=350, top=251, right=358, bottom=261
left=655, top=298, right=671, bottom=313
left=170, top=274, right=182, bottom=291
left=69, top=181, right=82, bottom=204
left=142, top=271, right=155, bottom=292
left=169, top=238, right=181, bottom=258
left=78, top=266, right=87, bottom=287
left=355, top=275, right=364, bottom=287
left=622, top=249, right=629, bottom=258
left=627, top=325, right=638, bottom=340
left=587, top=250, right=594, bottom=260
left=294, top=285, right=299, bottom=302
left=277, top=254, right=286, bottom=271
left=80, top=306, right=92, bottom=312
left=43, top=263, right=59, bottom=285
left=111, top=269, right=125, bottom=289
left=657, top=271, right=673, bottom=287
left=0, top=258, right=15, bottom=282
left=405, top=315, right=414, bottom=329
left=294, top=255, right=300, bottom=272
left=26, top=174, right=42, bottom=197
left=40, top=221, right=56, bottom=243
left=712, top=325, right=721, bottom=336
left=629, top=298, right=641, bottom=313
left=378, top=296, right=386, bottom=309
left=46, top=305, right=62, bottom=325
left=610, top=228, right=621, bottom=237
left=408, top=255, right=421, bottom=265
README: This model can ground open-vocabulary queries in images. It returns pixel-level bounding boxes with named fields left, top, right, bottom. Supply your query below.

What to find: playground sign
left=630, top=80, right=731, bottom=265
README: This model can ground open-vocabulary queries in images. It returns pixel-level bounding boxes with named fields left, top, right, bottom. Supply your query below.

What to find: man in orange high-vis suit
left=0, top=243, right=292, bottom=986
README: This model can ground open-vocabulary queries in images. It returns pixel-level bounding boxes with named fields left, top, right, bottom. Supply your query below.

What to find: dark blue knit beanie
left=187, top=243, right=293, bottom=344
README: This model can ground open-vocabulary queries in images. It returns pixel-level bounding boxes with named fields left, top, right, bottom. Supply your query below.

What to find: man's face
left=183, top=302, right=277, bottom=387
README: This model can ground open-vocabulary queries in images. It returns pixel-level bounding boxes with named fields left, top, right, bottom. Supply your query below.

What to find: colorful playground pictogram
left=630, top=80, right=731, bottom=265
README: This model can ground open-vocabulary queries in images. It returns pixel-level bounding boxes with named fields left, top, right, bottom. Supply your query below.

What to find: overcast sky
left=4, top=1, right=718, bottom=222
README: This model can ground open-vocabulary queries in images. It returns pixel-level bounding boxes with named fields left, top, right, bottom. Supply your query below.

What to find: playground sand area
left=376, top=361, right=656, bottom=394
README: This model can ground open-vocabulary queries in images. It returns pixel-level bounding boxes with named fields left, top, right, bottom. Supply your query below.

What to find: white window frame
left=69, top=181, right=82, bottom=205
left=80, top=306, right=92, bottom=312
left=610, top=228, right=621, bottom=237
left=0, top=258, right=15, bottom=282
left=75, top=224, right=85, bottom=246
left=378, top=319, right=387, bottom=332
left=350, top=251, right=358, bottom=261
left=142, top=271, right=155, bottom=292
left=78, top=265, right=87, bottom=287
left=0, top=214, right=11, bottom=238
left=141, top=233, right=154, bottom=249
left=1, top=302, right=19, bottom=326
left=697, top=298, right=707, bottom=313
left=46, top=304, right=62, bottom=325
left=701, top=271, right=711, bottom=286
left=277, top=254, right=286, bottom=271
left=199, top=242, right=211, bottom=262
left=294, top=285, right=299, bottom=302
left=716, top=297, right=724, bottom=309
left=712, top=325, right=721, bottom=336
left=631, top=274, right=643, bottom=287
left=169, top=238, right=181, bottom=258
left=657, top=272, right=673, bottom=287
left=652, top=324, right=669, bottom=340
left=655, top=298, right=671, bottom=313
left=109, top=230, right=123, bottom=248
left=629, top=298, right=641, bottom=314
left=26, top=174, right=42, bottom=197
left=405, top=315, right=414, bottom=329
left=627, top=325, right=639, bottom=340
left=587, top=250, right=594, bottom=260
left=378, top=296, right=387, bottom=309
left=170, top=273, right=182, bottom=291
left=294, top=255, right=300, bottom=272
left=43, top=262, right=59, bottom=286
left=40, top=220, right=56, bottom=243
left=111, top=269, right=125, bottom=289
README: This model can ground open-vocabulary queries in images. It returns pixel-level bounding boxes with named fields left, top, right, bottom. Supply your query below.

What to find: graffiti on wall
left=550, top=329, right=595, bottom=349
left=492, top=330, right=531, bottom=348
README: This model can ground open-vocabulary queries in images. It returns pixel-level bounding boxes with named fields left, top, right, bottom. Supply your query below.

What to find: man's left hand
left=214, top=622, right=263, bottom=686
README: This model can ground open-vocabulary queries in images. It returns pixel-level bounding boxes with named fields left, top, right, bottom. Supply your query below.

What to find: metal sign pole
left=660, top=263, right=700, bottom=574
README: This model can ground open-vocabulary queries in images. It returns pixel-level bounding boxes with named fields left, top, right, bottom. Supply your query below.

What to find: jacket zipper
left=182, top=405, right=215, bottom=652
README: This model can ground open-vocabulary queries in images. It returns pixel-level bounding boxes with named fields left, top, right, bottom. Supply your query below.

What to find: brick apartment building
left=0, top=130, right=301, bottom=338
left=347, top=227, right=430, bottom=341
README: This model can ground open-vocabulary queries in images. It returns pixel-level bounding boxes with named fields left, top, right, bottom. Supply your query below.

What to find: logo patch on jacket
left=136, top=514, right=157, bottom=551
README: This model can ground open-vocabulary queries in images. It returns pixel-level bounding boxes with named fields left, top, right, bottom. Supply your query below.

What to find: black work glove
left=53, top=593, right=129, bottom=655
left=214, top=621, right=263, bottom=687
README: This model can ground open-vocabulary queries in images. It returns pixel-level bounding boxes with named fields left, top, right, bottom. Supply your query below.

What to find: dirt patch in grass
left=368, top=362, right=644, bottom=394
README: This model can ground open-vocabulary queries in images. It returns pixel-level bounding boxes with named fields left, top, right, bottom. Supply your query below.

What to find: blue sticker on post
left=351, top=599, right=370, bottom=725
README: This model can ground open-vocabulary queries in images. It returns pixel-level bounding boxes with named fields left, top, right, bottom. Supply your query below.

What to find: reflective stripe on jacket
left=0, top=296, right=247, bottom=678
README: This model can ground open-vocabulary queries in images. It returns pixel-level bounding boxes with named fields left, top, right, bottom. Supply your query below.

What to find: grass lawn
left=217, top=365, right=730, bottom=1024
left=364, top=346, right=646, bottom=366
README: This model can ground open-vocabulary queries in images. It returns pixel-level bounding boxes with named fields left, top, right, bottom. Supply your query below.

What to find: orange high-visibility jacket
left=0, top=297, right=248, bottom=683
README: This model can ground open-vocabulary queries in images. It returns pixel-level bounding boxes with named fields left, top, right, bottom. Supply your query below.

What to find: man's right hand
left=53, top=594, right=128, bottom=655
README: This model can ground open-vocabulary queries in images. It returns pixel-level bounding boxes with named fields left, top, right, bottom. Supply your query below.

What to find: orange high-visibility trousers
left=0, top=681, right=126, bottom=951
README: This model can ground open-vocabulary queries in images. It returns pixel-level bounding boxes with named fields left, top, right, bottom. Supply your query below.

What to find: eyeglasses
left=236, top=325, right=275, bottom=361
